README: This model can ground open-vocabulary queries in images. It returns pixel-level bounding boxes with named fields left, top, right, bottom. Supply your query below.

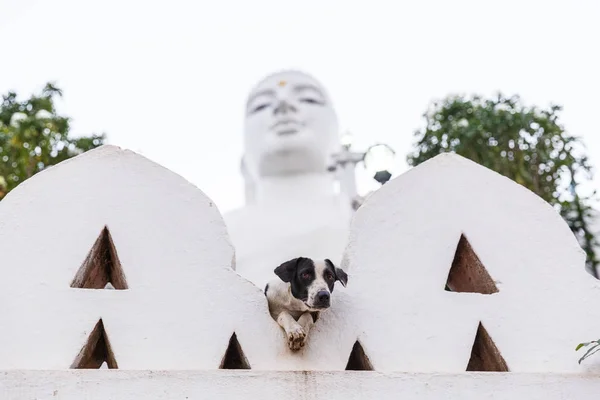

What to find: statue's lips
left=277, top=128, right=298, bottom=136
left=270, top=119, right=303, bottom=134
left=272, top=121, right=305, bottom=137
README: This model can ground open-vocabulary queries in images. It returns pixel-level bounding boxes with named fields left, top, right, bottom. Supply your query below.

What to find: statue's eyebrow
left=293, top=84, right=324, bottom=97
left=246, top=89, right=275, bottom=108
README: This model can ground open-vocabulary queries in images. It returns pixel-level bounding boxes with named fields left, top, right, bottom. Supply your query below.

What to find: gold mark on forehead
left=278, top=80, right=287, bottom=87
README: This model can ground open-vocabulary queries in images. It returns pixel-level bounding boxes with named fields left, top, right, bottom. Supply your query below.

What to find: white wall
left=588, top=209, right=600, bottom=277
left=0, top=145, right=599, bottom=374
left=341, top=153, right=600, bottom=373
left=0, top=145, right=287, bottom=369
left=1, top=371, right=599, bottom=400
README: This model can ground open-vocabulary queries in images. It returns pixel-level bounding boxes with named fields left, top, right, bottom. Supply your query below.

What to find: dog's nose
left=317, top=291, right=330, bottom=304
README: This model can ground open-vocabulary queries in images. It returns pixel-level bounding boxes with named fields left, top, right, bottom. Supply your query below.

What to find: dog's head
left=274, top=257, right=348, bottom=311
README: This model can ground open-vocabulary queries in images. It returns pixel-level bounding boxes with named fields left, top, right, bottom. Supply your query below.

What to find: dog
left=264, top=257, right=348, bottom=351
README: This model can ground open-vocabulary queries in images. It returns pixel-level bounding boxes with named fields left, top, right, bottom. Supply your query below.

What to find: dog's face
left=274, top=257, right=348, bottom=310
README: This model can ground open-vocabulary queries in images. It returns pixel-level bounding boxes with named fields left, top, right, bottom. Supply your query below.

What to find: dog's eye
left=326, top=273, right=334, bottom=281
left=302, top=272, right=311, bottom=280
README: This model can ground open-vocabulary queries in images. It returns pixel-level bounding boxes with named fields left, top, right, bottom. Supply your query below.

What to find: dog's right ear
left=325, top=258, right=348, bottom=287
left=274, top=257, right=304, bottom=283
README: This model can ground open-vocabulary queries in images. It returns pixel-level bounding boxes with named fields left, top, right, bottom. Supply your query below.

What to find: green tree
left=407, top=93, right=598, bottom=276
left=0, top=83, right=105, bottom=199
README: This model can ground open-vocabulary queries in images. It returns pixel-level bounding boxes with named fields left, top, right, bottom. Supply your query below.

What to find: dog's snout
left=316, top=290, right=330, bottom=306
left=318, top=291, right=330, bottom=301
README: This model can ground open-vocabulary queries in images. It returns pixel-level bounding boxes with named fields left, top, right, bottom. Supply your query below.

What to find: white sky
left=0, top=0, right=599, bottom=213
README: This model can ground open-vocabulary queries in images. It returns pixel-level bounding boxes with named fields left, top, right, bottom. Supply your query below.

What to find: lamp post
left=328, top=132, right=396, bottom=210
left=363, top=143, right=396, bottom=185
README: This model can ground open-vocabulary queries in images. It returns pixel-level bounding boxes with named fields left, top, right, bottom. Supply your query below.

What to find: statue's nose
left=273, top=100, right=296, bottom=115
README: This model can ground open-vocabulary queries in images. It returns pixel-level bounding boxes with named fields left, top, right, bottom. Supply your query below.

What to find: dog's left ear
left=325, top=259, right=348, bottom=287
left=274, top=257, right=304, bottom=283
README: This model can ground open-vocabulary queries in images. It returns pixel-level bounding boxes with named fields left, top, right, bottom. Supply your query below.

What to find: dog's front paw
left=286, top=326, right=306, bottom=351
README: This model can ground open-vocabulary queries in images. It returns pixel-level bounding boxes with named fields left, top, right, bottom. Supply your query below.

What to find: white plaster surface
left=589, top=209, right=600, bottom=276
left=340, top=152, right=600, bottom=373
left=0, top=145, right=289, bottom=370
left=1, top=145, right=600, bottom=374
left=1, top=371, right=599, bottom=400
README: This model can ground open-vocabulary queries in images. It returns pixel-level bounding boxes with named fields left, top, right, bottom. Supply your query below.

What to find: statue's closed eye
left=299, top=98, right=323, bottom=105
left=251, top=103, right=270, bottom=113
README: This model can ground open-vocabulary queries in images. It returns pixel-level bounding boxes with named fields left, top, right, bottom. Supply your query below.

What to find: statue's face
left=243, top=71, right=340, bottom=179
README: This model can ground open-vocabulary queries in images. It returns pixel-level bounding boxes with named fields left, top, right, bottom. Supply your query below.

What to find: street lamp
left=363, top=143, right=396, bottom=185
left=328, top=132, right=396, bottom=210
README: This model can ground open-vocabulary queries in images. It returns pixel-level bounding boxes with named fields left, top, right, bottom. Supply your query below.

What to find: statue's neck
left=254, top=173, right=337, bottom=205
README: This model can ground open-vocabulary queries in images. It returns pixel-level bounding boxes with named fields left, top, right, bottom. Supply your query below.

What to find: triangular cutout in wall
left=466, top=322, right=509, bottom=371
left=71, top=319, right=118, bottom=369
left=444, top=234, right=498, bottom=294
left=345, top=340, right=374, bottom=371
left=70, top=226, right=128, bottom=289
left=219, top=333, right=250, bottom=369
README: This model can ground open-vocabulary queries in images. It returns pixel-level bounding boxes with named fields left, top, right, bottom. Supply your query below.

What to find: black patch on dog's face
left=274, top=257, right=315, bottom=302
left=323, top=261, right=336, bottom=292
left=325, top=258, right=348, bottom=290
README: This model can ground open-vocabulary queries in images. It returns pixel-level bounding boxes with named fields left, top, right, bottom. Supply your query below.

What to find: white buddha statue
left=224, top=70, right=354, bottom=288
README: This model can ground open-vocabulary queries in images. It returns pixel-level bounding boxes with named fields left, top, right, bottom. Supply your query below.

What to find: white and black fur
left=264, top=257, right=348, bottom=351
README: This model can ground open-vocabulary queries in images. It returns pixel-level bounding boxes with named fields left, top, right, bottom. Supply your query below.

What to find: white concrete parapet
left=0, top=145, right=286, bottom=370
left=0, top=145, right=599, bottom=379
left=2, top=370, right=600, bottom=400
left=340, top=152, right=600, bottom=373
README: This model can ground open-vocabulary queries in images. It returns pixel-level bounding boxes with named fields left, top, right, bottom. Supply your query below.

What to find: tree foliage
left=0, top=83, right=105, bottom=199
left=407, top=93, right=598, bottom=275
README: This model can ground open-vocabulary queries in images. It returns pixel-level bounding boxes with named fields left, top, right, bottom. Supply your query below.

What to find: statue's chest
left=253, top=202, right=348, bottom=233
left=224, top=201, right=351, bottom=287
